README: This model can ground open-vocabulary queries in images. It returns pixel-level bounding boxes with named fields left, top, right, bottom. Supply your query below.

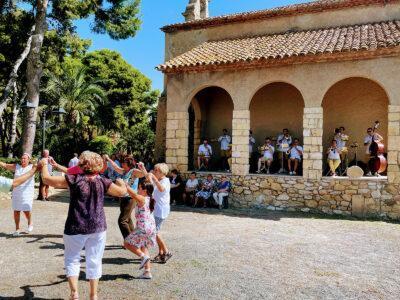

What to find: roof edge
left=161, top=0, right=398, bottom=33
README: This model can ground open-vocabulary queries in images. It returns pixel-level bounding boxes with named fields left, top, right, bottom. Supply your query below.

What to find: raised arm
left=138, top=163, right=165, bottom=192
left=107, top=178, right=127, bottom=197
left=126, top=184, right=145, bottom=206
left=49, top=158, right=68, bottom=174
left=12, top=165, right=37, bottom=188
left=105, top=155, right=125, bottom=175
left=0, top=161, right=16, bottom=171
left=41, top=159, right=69, bottom=189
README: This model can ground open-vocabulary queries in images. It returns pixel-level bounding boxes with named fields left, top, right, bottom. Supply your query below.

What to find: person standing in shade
left=40, top=151, right=127, bottom=300
left=249, top=130, right=256, bottom=172
left=327, top=139, right=341, bottom=177
left=37, top=149, right=53, bottom=201
left=138, top=162, right=173, bottom=264
left=0, top=153, right=36, bottom=236
left=68, top=153, right=79, bottom=168
left=218, top=129, right=231, bottom=171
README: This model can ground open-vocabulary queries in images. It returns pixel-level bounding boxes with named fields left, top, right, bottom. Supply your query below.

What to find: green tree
left=21, top=0, right=142, bottom=154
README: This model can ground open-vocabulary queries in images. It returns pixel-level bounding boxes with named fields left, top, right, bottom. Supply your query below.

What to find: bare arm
left=105, top=156, right=124, bottom=175
left=107, top=179, right=127, bottom=197
left=0, top=162, right=16, bottom=171
left=126, top=184, right=145, bottom=206
left=12, top=165, right=37, bottom=188
left=41, top=159, right=69, bottom=189
left=50, top=158, right=68, bottom=174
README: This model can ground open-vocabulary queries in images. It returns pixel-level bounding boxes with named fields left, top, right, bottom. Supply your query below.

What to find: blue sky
left=76, top=0, right=311, bottom=92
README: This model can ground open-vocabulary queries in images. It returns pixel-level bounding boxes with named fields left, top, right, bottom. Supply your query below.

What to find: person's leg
left=294, top=159, right=299, bottom=173
left=328, top=159, right=335, bottom=175
left=141, top=247, right=151, bottom=271
left=118, top=197, right=134, bottom=240
left=23, top=211, right=32, bottom=226
left=64, top=234, right=86, bottom=299
left=257, top=158, right=262, bottom=172
left=85, top=231, right=106, bottom=300
left=197, top=157, right=201, bottom=169
left=287, top=159, right=292, bottom=172
left=334, top=160, right=341, bottom=173
left=44, top=185, right=50, bottom=199
left=37, top=178, right=43, bottom=200
left=193, top=196, right=199, bottom=207
left=213, top=192, right=218, bottom=205
left=13, top=211, right=20, bottom=231
left=156, top=234, right=168, bottom=254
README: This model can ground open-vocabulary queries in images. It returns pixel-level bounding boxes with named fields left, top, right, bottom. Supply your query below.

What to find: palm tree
left=44, top=66, right=106, bottom=125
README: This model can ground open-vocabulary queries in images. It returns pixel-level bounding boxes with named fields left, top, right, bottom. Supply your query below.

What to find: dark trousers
left=118, top=197, right=135, bottom=239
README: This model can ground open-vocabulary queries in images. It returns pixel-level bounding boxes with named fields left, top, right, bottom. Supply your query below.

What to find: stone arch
left=322, top=77, right=390, bottom=175
left=249, top=82, right=305, bottom=173
left=188, top=86, right=234, bottom=170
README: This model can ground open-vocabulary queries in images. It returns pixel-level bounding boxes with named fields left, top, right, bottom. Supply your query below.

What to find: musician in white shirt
left=327, top=139, right=341, bottom=177
left=198, top=139, right=212, bottom=170
left=277, top=129, right=292, bottom=173
left=364, top=127, right=383, bottom=156
left=287, top=138, right=303, bottom=176
left=218, top=129, right=231, bottom=171
left=257, top=137, right=274, bottom=174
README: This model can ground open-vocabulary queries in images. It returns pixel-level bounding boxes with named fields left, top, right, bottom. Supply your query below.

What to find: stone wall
left=185, top=172, right=400, bottom=220
left=303, top=107, right=323, bottom=180
left=154, top=96, right=167, bottom=162
left=166, top=112, right=189, bottom=171
left=388, top=105, right=400, bottom=184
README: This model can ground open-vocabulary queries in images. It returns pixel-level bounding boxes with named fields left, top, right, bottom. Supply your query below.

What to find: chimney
left=183, top=0, right=210, bottom=21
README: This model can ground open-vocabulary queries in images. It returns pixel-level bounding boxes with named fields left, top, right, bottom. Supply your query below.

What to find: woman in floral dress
left=193, top=174, right=215, bottom=208
left=124, top=180, right=157, bottom=279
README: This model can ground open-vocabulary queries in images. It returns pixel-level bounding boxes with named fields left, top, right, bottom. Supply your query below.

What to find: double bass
left=368, top=121, right=387, bottom=174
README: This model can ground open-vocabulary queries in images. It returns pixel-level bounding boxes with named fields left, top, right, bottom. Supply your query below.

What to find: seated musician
left=327, top=139, right=341, bottom=177
left=335, top=127, right=349, bottom=160
left=257, top=137, right=274, bottom=174
left=287, top=138, right=303, bottom=176
left=277, top=129, right=292, bottom=174
left=197, top=138, right=212, bottom=170
left=364, top=127, right=384, bottom=176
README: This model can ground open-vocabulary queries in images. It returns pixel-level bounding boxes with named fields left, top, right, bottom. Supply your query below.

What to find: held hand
left=115, top=178, right=125, bottom=187
left=103, top=154, right=110, bottom=161
left=40, top=158, right=49, bottom=166
left=48, top=157, right=57, bottom=167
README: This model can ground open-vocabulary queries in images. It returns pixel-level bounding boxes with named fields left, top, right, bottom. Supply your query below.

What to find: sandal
left=69, top=292, right=79, bottom=300
left=152, top=253, right=163, bottom=263
left=160, top=252, right=173, bottom=264
left=139, top=270, right=153, bottom=280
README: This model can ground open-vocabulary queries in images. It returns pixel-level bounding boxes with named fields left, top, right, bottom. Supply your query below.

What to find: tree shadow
left=0, top=233, right=63, bottom=242
left=0, top=278, right=66, bottom=300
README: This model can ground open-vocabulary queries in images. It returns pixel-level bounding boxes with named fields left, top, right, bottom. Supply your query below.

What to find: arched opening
left=188, top=87, right=234, bottom=171
left=322, top=77, right=389, bottom=176
left=249, top=82, right=305, bottom=174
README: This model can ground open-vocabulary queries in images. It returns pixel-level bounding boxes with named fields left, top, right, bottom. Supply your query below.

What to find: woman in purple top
left=41, top=151, right=126, bottom=300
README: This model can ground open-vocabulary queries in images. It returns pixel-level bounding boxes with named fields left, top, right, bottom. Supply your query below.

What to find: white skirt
left=12, top=164, right=34, bottom=211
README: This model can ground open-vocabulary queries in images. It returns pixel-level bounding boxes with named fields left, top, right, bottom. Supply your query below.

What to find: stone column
left=231, top=110, right=250, bottom=176
left=166, top=112, right=189, bottom=172
left=302, top=107, right=323, bottom=180
left=193, top=119, right=202, bottom=165
left=387, top=105, right=400, bottom=183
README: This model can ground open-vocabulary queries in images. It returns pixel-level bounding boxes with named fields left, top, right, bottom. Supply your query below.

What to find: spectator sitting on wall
left=169, top=169, right=184, bottom=205
left=183, top=172, right=199, bottom=206
left=193, top=174, right=215, bottom=208
left=213, top=175, right=231, bottom=210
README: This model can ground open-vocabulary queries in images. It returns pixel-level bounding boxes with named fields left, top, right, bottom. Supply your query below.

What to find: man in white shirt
left=198, top=139, right=212, bottom=170
left=218, top=129, right=231, bottom=171
left=327, top=139, right=341, bottom=176
left=138, top=162, right=172, bottom=264
left=257, top=137, right=274, bottom=174
left=287, top=138, right=303, bottom=175
left=277, top=129, right=292, bottom=173
left=68, top=153, right=79, bottom=168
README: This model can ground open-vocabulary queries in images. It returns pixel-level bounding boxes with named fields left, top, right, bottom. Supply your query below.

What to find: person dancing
left=138, top=162, right=172, bottom=264
left=124, top=180, right=157, bottom=279
left=0, top=153, right=36, bottom=236
left=40, top=151, right=127, bottom=300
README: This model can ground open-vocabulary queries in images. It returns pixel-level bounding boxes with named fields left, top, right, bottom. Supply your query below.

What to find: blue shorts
left=154, top=217, right=165, bottom=232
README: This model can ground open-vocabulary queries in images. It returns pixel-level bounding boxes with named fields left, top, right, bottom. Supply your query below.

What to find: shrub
left=88, top=135, right=115, bottom=155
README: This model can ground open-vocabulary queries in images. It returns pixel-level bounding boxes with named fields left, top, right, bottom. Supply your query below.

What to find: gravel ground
left=0, top=189, right=400, bottom=300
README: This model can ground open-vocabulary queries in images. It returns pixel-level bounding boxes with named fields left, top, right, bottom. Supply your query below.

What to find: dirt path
left=0, top=190, right=399, bottom=299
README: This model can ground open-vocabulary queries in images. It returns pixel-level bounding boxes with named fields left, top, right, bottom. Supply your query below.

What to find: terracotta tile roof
left=162, top=0, right=398, bottom=33
left=157, top=20, right=400, bottom=73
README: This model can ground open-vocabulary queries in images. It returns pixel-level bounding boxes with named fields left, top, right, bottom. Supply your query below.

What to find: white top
left=289, top=146, right=303, bottom=160
left=198, top=144, right=212, bottom=157
left=277, top=134, right=292, bottom=152
left=218, top=135, right=231, bottom=150
left=262, top=145, right=275, bottom=159
left=0, top=176, right=13, bottom=194
left=68, top=157, right=79, bottom=168
left=186, top=178, right=199, bottom=189
left=249, top=136, right=256, bottom=153
left=328, top=148, right=341, bottom=160
left=153, top=177, right=171, bottom=219
left=12, top=164, right=34, bottom=211
left=334, top=133, right=347, bottom=150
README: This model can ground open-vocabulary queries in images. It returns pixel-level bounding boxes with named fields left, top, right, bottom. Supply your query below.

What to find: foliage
left=88, top=135, right=115, bottom=155
left=0, top=157, right=17, bottom=178
left=117, top=123, right=155, bottom=159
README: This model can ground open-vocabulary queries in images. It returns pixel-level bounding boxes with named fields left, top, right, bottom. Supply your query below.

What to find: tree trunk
left=7, top=86, right=25, bottom=158
left=21, top=0, right=48, bottom=155
left=0, top=25, right=35, bottom=118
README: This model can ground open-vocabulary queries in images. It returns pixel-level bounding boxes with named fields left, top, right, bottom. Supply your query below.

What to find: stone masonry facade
left=187, top=173, right=400, bottom=220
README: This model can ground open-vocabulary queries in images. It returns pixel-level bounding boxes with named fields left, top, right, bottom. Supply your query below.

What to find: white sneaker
left=27, top=225, right=33, bottom=233
left=289, top=171, right=293, bottom=175
left=278, top=168, right=284, bottom=173
left=139, top=255, right=150, bottom=270
left=266, top=169, right=270, bottom=174
left=12, top=231, right=21, bottom=237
